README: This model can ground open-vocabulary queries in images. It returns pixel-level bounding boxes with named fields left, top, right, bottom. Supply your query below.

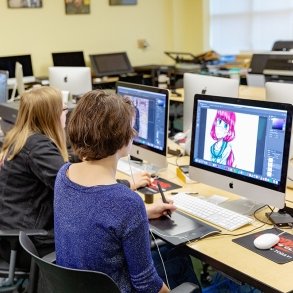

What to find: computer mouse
left=253, top=233, right=280, bottom=250
left=174, top=132, right=186, bottom=141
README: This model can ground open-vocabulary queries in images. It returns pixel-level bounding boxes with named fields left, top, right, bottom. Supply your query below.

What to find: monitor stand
left=129, top=156, right=163, bottom=175
left=279, top=205, right=293, bottom=217
left=218, top=198, right=264, bottom=216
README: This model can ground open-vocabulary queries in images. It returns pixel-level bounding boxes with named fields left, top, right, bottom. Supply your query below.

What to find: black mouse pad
left=233, top=228, right=293, bottom=264
left=149, top=210, right=221, bottom=246
left=138, top=177, right=181, bottom=195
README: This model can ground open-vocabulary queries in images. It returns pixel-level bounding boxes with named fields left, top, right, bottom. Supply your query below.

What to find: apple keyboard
left=173, top=193, right=253, bottom=231
left=117, top=160, right=144, bottom=176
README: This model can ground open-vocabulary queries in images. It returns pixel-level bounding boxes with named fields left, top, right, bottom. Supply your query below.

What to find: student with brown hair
left=0, top=86, right=172, bottom=273
left=54, top=90, right=173, bottom=293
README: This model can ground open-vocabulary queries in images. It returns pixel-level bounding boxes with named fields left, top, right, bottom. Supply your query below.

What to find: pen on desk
left=170, top=192, right=199, bottom=195
left=157, top=182, right=172, bottom=218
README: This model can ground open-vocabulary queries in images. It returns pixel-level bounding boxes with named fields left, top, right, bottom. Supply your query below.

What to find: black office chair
left=19, top=232, right=199, bottom=293
left=0, top=229, right=47, bottom=293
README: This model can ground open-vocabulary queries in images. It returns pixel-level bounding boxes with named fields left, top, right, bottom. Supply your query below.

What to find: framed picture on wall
left=65, top=0, right=90, bottom=15
left=109, top=0, right=137, bottom=5
left=7, top=0, right=43, bottom=8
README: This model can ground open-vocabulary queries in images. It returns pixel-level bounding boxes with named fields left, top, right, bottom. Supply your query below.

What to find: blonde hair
left=0, top=86, right=68, bottom=162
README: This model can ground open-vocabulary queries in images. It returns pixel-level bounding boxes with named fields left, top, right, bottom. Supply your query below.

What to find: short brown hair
left=67, top=90, right=136, bottom=160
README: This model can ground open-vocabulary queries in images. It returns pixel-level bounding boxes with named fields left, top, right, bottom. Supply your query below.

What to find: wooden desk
left=119, top=154, right=293, bottom=293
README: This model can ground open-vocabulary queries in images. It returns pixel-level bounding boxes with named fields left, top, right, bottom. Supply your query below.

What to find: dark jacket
left=0, top=133, right=65, bottom=249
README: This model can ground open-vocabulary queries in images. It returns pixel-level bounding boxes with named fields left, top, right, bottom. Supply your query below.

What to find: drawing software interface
left=192, top=100, right=288, bottom=187
left=117, top=86, right=167, bottom=152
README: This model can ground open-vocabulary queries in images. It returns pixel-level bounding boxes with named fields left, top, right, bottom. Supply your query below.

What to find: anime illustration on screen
left=209, top=110, right=236, bottom=167
left=128, top=96, right=149, bottom=140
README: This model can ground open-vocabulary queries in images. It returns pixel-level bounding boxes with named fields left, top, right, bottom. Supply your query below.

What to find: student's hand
left=146, top=199, right=176, bottom=219
left=130, top=171, right=152, bottom=190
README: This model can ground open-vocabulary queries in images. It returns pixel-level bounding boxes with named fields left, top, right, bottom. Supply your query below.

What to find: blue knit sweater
left=54, top=163, right=163, bottom=293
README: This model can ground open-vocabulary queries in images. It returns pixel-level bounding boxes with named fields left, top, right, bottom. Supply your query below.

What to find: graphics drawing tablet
left=149, top=210, right=221, bottom=246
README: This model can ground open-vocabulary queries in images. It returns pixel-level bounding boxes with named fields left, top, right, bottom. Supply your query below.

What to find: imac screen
left=52, top=51, right=86, bottom=67
left=116, top=82, right=169, bottom=168
left=90, top=52, right=133, bottom=77
left=0, top=70, right=8, bottom=103
left=189, top=94, right=293, bottom=208
left=0, top=55, right=33, bottom=78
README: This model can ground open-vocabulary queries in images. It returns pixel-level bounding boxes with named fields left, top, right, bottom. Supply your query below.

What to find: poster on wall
left=8, top=0, right=43, bottom=8
left=65, top=0, right=90, bottom=15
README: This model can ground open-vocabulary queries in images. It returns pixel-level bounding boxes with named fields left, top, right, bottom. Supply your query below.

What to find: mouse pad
left=149, top=210, right=220, bottom=246
left=138, top=177, right=181, bottom=195
left=233, top=228, right=293, bottom=264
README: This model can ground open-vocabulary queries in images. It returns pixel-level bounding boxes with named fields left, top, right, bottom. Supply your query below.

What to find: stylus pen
left=157, top=182, right=172, bottom=218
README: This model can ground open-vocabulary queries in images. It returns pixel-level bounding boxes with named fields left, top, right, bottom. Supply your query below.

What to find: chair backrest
left=19, top=232, right=121, bottom=293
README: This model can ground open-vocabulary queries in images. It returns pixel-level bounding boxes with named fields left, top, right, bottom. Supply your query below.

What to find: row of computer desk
left=120, top=86, right=291, bottom=293
left=1, top=86, right=292, bottom=292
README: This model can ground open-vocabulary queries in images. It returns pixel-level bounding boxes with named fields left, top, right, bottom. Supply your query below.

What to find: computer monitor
left=0, top=70, right=9, bottom=103
left=90, top=52, right=133, bottom=77
left=116, top=81, right=169, bottom=171
left=0, top=55, right=34, bottom=85
left=189, top=94, right=293, bottom=210
left=9, top=62, right=25, bottom=102
left=52, top=51, right=86, bottom=67
left=48, top=67, right=92, bottom=97
left=183, top=73, right=239, bottom=155
left=272, top=40, right=293, bottom=51
left=265, top=81, right=293, bottom=188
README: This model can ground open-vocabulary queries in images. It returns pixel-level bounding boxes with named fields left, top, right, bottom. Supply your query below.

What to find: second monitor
left=116, top=82, right=169, bottom=173
left=52, top=51, right=86, bottom=67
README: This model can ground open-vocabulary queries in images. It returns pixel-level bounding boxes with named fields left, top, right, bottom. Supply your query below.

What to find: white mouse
left=174, top=132, right=186, bottom=141
left=253, top=233, right=280, bottom=250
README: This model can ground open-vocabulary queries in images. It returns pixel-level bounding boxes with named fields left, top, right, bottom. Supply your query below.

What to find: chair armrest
left=0, top=229, right=48, bottom=237
left=170, top=282, right=200, bottom=293
left=42, top=251, right=56, bottom=263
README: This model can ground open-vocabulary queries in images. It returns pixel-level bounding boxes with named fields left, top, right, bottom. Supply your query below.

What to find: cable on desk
left=253, top=204, right=274, bottom=225
left=286, top=199, right=293, bottom=204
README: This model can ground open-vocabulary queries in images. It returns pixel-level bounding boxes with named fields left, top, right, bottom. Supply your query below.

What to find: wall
left=0, top=0, right=204, bottom=76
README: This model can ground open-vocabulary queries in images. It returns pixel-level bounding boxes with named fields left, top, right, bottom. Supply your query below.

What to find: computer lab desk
left=117, top=154, right=293, bottom=293
left=170, top=85, right=266, bottom=103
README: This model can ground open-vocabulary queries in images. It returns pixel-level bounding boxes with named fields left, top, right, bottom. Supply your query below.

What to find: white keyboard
left=8, top=76, right=36, bottom=86
left=173, top=193, right=253, bottom=231
left=117, top=160, right=144, bottom=176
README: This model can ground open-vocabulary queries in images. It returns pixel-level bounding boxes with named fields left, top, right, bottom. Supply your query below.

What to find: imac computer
left=265, top=81, right=293, bottom=188
left=0, top=54, right=35, bottom=86
left=52, top=51, right=86, bottom=67
left=246, top=53, right=270, bottom=87
left=48, top=67, right=92, bottom=98
left=116, top=81, right=169, bottom=174
left=183, top=73, right=239, bottom=154
left=189, top=94, right=293, bottom=211
left=9, top=62, right=25, bottom=102
left=0, top=70, right=9, bottom=103
left=90, top=52, right=133, bottom=77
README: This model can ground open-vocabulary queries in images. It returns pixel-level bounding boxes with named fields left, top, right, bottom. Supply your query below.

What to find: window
left=209, top=0, right=293, bottom=54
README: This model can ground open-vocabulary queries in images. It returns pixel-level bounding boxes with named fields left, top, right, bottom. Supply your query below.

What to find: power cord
left=150, top=230, right=170, bottom=289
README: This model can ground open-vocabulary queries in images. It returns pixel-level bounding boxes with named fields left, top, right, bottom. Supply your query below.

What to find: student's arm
left=117, top=171, right=151, bottom=190
left=121, top=200, right=166, bottom=293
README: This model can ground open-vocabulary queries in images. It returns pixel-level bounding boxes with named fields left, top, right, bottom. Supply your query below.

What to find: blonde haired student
left=0, top=86, right=69, bottom=266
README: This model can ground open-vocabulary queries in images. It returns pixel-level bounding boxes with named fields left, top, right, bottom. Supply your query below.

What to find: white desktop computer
left=116, top=82, right=169, bottom=175
left=189, top=94, right=293, bottom=212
